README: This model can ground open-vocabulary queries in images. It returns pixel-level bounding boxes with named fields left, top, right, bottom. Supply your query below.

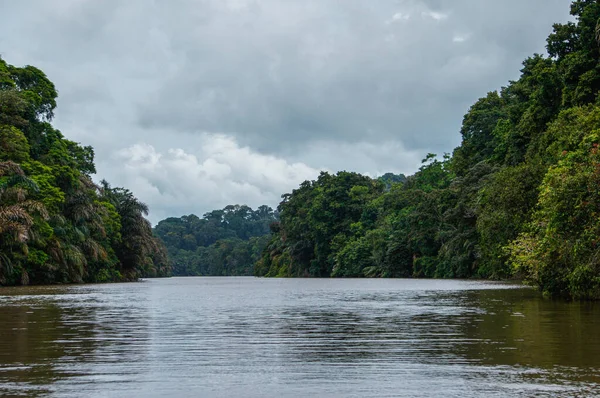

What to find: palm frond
left=0, top=161, right=24, bottom=177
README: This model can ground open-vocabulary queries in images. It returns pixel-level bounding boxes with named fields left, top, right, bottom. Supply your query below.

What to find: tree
left=509, top=112, right=600, bottom=299
left=153, top=204, right=277, bottom=276
left=0, top=161, right=48, bottom=284
left=0, top=56, right=167, bottom=285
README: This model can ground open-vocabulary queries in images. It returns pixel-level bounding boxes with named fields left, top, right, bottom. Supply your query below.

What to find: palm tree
left=99, top=180, right=169, bottom=279
left=0, top=161, right=48, bottom=284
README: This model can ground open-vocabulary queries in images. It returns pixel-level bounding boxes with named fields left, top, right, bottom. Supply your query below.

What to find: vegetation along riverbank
left=0, top=58, right=170, bottom=285
left=3, top=1, right=600, bottom=300
left=251, top=0, right=600, bottom=300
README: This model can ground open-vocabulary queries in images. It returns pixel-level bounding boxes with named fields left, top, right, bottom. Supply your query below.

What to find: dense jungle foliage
left=153, top=205, right=277, bottom=276
left=0, top=57, right=170, bottom=285
left=256, top=0, right=600, bottom=300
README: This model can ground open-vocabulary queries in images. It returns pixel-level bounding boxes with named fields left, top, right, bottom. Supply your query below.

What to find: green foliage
left=510, top=134, right=600, bottom=299
left=256, top=1, right=600, bottom=299
left=21, top=160, right=65, bottom=212
left=5, top=0, right=600, bottom=301
left=7, top=62, right=57, bottom=121
left=0, top=126, right=30, bottom=162
left=0, top=57, right=170, bottom=286
left=547, top=0, right=600, bottom=106
left=378, top=172, right=407, bottom=191
left=333, top=236, right=372, bottom=277
left=256, top=171, right=383, bottom=277
left=451, top=92, right=507, bottom=175
left=153, top=205, right=277, bottom=276
left=476, top=164, right=543, bottom=278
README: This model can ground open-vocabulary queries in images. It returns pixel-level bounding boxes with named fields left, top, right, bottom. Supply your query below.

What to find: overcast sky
left=0, top=0, right=571, bottom=223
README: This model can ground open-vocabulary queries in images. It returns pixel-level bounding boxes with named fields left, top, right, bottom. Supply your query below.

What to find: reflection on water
left=0, top=278, right=599, bottom=397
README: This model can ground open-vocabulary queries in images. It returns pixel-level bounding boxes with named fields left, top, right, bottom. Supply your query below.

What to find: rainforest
left=0, top=58, right=170, bottom=285
left=253, top=0, right=600, bottom=300
left=2, top=0, right=600, bottom=300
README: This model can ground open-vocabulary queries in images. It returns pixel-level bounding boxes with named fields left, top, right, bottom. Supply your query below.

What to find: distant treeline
left=0, top=58, right=170, bottom=285
left=254, top=1, right=600, bottom=300
left=153, top=205, right=277, bottom=276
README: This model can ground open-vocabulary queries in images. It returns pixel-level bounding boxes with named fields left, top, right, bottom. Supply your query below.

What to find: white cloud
left=422, top=11, right=448, bottom=21
left=388, top=12, right=410, bottom=23
left=108, top=133, right=424, bottom=224
left=452, top=34, right=470, bottom=43
left=0, top=0, right=573, bottom=221
left=113, top=134, right=321, bottom=223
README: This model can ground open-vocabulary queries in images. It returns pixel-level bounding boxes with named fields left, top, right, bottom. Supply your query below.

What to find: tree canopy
left=5, top=1, right=600, bottom=300
left=0, top=57, right=170, bottom=285
left=153, top=205, right=277, bottom=276
left=256, top=1, right=600, bottom=300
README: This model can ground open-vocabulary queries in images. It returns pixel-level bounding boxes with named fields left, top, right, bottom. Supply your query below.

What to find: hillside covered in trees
left=256, top=0, right=600, bottom=300
left=153, top=205, right=277, bottom=276
left=0, top=57, right=170, bottom=285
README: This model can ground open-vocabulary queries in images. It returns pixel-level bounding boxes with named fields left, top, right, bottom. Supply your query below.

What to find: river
left=0, top=277, right=599, bottom=397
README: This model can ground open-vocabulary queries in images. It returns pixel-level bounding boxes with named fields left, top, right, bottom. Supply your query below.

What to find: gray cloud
left=112, top=134, right=322, bottom=222
left=135, top=0, right=571, bottom=152
left=0, top=0, right=571, bottom=222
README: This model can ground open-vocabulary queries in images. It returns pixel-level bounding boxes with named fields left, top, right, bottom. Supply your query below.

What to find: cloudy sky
left=0, top=0, right=571, bottom=223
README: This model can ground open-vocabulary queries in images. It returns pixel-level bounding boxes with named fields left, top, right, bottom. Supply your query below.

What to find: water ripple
left=0, top=277, right=599, bottom=397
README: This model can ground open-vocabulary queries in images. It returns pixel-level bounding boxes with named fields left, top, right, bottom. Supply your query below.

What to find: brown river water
left=0, top=277, right=599, bottom=397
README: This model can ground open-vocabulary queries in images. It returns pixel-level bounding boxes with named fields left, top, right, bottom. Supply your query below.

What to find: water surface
left=1, top=277, right=599, bottom=397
